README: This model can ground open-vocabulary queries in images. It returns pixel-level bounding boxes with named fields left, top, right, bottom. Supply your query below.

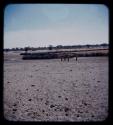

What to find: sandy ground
left=4, top=52, right=108, bottom=121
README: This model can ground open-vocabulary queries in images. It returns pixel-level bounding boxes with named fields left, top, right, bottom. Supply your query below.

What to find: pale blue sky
left=4, top=4, right=109, bottom=48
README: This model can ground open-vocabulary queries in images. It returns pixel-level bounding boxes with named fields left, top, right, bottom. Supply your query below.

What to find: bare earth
left=4, top=52, right=108, bottom=121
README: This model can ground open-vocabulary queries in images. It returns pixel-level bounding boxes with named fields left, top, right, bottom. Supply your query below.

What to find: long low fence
left=20, top=48, right=109, bottom=60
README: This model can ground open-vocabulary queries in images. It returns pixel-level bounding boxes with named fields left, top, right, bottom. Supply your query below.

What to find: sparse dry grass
left=4, top=51, right=108, bottom=121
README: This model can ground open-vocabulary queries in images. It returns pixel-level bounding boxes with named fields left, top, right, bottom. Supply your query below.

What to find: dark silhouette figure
left=75, top=54, right=78, bottom=61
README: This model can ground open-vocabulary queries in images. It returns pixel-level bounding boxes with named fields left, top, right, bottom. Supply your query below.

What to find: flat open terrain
left=4, top=52, right=108, bottom=121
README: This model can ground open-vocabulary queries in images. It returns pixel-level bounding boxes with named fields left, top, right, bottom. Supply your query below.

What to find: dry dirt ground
left=4, top=52, right=108, bottom=121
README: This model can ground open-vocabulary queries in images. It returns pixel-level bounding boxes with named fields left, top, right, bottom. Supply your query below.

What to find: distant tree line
left=4, top=43, right=109, bottom=52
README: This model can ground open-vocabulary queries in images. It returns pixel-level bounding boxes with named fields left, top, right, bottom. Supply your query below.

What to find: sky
left=4, top=4, right=109, bottom=48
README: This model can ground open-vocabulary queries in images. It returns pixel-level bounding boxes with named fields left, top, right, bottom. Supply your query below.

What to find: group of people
left=60, top=53, right=78, bottom=62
